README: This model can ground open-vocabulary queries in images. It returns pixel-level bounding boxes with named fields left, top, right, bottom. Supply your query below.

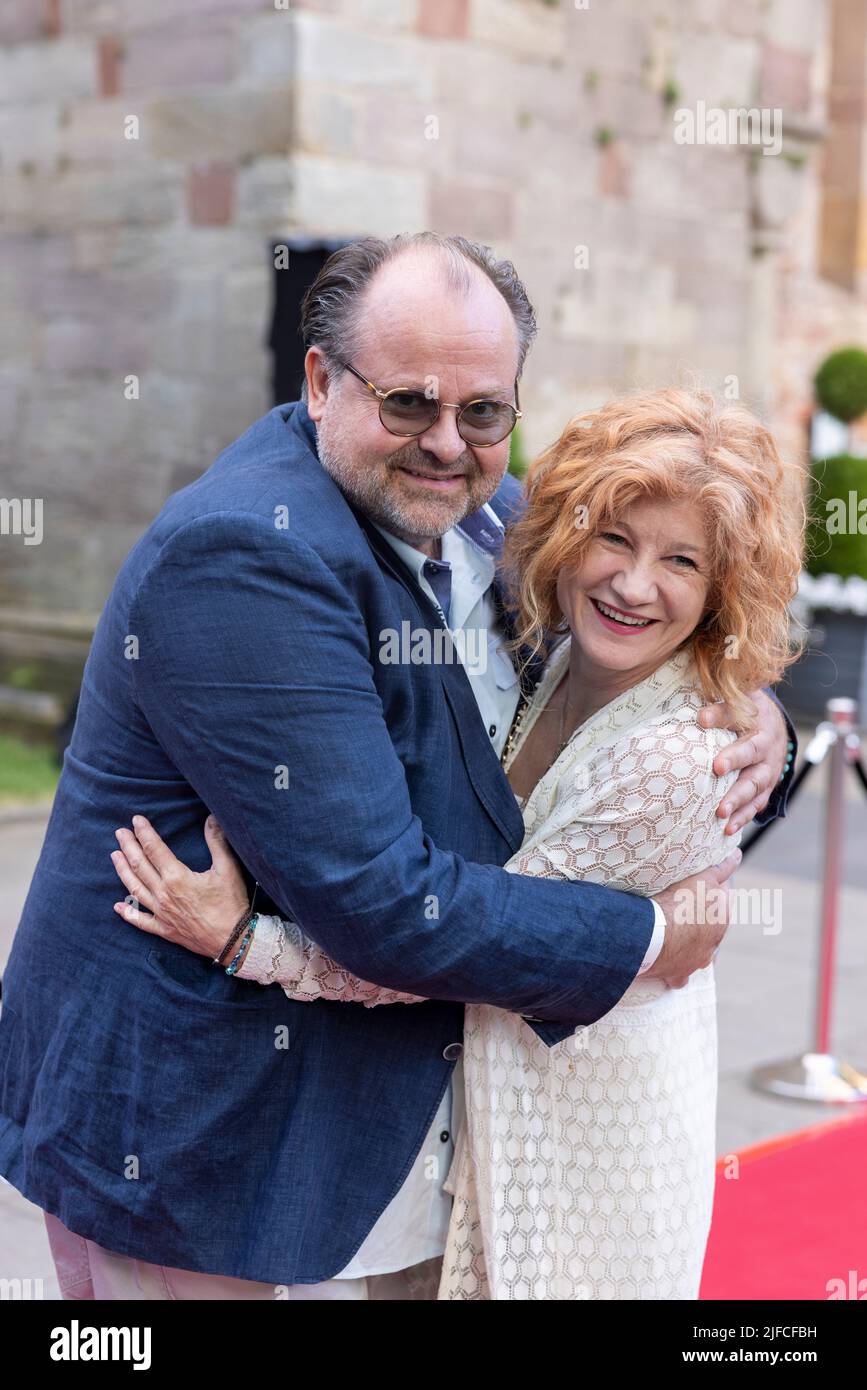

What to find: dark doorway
left=268, top=237, right=355, bottom=404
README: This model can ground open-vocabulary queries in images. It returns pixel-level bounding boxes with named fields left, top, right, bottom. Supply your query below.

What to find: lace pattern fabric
left=438, top=637, right=740, bottom=1300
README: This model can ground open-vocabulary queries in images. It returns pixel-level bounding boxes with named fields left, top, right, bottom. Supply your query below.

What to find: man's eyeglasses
left=339, top=361, right=522, bottom=447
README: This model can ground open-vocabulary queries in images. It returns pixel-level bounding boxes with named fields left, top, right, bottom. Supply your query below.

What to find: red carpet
left=700, top=1110, right=867, bottom=1300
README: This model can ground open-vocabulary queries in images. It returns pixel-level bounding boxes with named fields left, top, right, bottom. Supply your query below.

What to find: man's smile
left=395, top=465, right=467, bottom=490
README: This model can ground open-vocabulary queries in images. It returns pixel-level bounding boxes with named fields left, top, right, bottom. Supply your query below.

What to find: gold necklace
left=500, top=678, right=578, bottom=769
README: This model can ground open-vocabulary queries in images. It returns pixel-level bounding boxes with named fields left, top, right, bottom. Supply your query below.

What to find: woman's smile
left=589, top=596, right=661, bottom=634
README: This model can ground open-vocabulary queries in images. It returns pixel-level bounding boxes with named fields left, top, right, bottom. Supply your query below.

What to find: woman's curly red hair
left=502, top=387, right=807, bottom=730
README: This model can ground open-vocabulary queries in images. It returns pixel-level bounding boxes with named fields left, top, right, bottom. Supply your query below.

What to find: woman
left=111, top=388, right=805, bottom=1299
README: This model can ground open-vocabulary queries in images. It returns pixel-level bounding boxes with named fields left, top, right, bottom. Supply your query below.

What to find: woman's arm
left=237, top=910, right=429, bottom=1007
left=111, top=815, right=429, bottom=1007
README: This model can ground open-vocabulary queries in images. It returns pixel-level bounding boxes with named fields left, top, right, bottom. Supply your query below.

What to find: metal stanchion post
left=751, top=698, right=867, bottom=1102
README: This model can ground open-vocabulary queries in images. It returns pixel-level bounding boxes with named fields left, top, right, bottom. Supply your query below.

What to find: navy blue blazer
left=0, top=402, right=795, bottom=1283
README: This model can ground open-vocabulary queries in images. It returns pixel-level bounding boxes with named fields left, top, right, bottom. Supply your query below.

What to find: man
left=0, top=233, right=795, bottom=1300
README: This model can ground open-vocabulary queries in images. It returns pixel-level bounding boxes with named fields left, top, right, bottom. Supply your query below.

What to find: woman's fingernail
left=132, top=815, right=144, bottom=827
left=719, top=760, right=729, bottom=773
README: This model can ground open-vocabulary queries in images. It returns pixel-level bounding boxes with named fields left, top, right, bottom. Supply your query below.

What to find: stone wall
left=0, top=0, right=855, bottom=645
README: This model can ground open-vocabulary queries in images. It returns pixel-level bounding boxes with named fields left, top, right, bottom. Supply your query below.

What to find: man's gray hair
left=298, top=232, right=537, bottom=399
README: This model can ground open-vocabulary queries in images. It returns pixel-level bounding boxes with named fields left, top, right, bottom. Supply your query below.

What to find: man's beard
left=315, top=412, right=502, bottom=544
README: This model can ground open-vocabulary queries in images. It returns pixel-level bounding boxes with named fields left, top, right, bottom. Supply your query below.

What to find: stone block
left=295, top=11, right=435, bottom=99
left=357, top=92, right=453, bottom=172
left=40, top=317, right=151, bottom=373
left=187, top=161, right=236, bottom=226
left=3, top=165, right=184, bottom=233
left=418, top=0, right=469, bottom=40
left=62, top=0, right=267, bottom=35
left=240, top=11, right=296, bottom=80
left=0, top=103, right=61, bottom=172
left=356, top=0, right=416, bottom=29
left=236, top=157, right=292, bottom=228
left=0, top=0, right=58, bottom=45
left=122, top=25, right=238, bottom=93
left=428, top=178, right=514, bottom=241
left=760, top=43, right=813, bottom=113
left=97, top=34, right=122, bottom=98
left=295, top=86, right=358, bottom=158
left=288, top=154, right=426, bottom=236
left=0, top=38, right=96, bottom=104
left=57, top=98, right=133, bottom=164
left=142, top=86, right=293, bottom=162
left=469, top=0, right=565, bottom=62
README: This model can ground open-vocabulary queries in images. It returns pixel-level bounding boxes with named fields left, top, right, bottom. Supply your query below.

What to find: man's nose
left=415, top=406, right=467, bottom=465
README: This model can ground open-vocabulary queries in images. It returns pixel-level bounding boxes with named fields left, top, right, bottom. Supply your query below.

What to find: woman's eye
left=600, top=532, right=627, bottom=544
left=671, top=555, right=697, bottom=569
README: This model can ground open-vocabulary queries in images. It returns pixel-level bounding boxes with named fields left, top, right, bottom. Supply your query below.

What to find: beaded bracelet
left=213, top=907, right=255, bottom=967
left=225, top=915, right=259, bottom=976
left=780, top=738, right=795, bottom=781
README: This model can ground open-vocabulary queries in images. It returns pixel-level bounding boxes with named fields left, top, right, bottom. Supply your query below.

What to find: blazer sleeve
left=129, top=513, right=654, bottom=1036
left=753, top=686, right=798, bottom=826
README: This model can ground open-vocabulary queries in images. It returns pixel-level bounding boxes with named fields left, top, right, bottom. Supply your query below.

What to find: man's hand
left=111, top=814, right=250, bottom=958
left=646, top=847, right=742, bottom=988
left=698, top=690, right=788, bottom=834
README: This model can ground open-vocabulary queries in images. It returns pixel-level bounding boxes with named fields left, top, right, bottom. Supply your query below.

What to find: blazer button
left=442, top=1042, right=463, bottom=1060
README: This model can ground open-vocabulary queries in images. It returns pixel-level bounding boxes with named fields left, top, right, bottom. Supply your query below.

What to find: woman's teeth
left=592, top=599, right=653, bottom=627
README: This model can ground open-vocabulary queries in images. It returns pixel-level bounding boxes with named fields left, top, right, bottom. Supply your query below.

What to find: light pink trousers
left=43, top=1211, right=443, bottom=1301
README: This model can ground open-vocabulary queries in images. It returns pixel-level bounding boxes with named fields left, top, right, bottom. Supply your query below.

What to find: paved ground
left=2, top=724, right=866, bottom=1296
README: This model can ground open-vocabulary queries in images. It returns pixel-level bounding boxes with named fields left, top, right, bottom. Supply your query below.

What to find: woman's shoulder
left=597, top=675, right=739, bottom=798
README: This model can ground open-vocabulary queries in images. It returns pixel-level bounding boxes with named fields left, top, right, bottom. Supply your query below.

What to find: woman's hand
left=110, top=815, right=250, bottom=959
left=698, top=689, right=789, bottom=833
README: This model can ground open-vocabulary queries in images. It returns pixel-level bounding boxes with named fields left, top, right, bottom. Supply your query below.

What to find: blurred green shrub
left=805, top=454, right=867, bottom=579
left=814, top=347, right=867, bottom=423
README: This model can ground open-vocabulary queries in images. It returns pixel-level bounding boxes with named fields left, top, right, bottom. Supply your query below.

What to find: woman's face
left=557, top=496, right=712, bottom=677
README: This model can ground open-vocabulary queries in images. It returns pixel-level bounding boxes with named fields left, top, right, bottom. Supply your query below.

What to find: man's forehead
left=355, top=268, right=519, bottom=385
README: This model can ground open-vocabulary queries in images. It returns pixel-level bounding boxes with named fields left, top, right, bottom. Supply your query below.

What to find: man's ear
left=304, top=348, right=331, bottom=421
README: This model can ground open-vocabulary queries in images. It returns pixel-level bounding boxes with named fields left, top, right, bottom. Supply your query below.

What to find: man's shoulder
left=487, top=470, right=526, bottom=529
left=111, top=403, right=375, bottom=605
left=148, top=403, right=363, bottom=550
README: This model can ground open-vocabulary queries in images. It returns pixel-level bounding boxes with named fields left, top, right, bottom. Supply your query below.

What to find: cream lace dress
left=241, top=636, right=741, bottom=1301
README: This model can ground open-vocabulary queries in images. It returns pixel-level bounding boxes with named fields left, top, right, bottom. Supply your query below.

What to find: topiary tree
left=805, top=454, right=867, bottom=579
left=814, top=347, right=867, bottom=423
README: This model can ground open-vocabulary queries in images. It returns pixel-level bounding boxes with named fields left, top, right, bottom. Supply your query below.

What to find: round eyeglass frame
left=339, top=361, right=522, bottom=447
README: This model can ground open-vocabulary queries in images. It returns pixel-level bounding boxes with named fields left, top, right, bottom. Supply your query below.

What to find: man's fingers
left=112, top=899, right=161, bottom=934
left=110, top=849, right=158, bottom=912
left=698, top=701, right=727, bottom=729
left=204, top=815, right=234, bottom=871
left=714, top=731, right=761, bottom=775
left=710, top=848, right=742, bottom=881
left=114, top=826, right=163, bottom=897
left=727, top=804, right=758, bottom=833
left=130, top=815, right=180, bottom=878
